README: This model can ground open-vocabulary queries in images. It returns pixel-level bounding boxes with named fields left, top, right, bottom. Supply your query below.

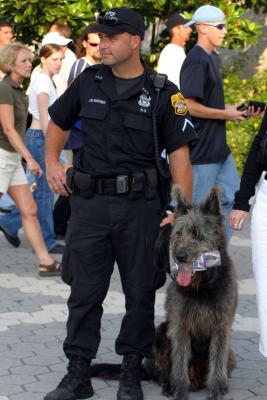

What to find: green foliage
left=0, top=0, right=264, bottom=177
left=0, top=0, right=262, bottom=55
left=224, top=70, right=267, bottom=175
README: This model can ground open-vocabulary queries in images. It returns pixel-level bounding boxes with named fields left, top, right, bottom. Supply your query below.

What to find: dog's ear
left=201, top=187, right=221, bottom=215
left=172, top=185, right=191, bottom=215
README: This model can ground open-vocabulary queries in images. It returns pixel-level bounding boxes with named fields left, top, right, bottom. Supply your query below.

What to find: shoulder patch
left=171, top=92, right=188, bottom=116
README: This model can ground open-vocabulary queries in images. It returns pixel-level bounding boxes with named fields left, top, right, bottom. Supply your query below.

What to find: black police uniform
left=48, top=63, right=197, bottom=360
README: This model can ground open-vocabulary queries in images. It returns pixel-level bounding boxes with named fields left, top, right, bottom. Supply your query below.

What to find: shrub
left=224, top=70, right=267, bottom=175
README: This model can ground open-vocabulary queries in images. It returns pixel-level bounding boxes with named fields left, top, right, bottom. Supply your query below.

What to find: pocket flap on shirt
left=79, top=103, right=108, bottom=120
left=124, top=114, right=152, bottom=132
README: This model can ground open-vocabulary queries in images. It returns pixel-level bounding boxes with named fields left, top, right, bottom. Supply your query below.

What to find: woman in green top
left=0, top=43, right=61, bottom=276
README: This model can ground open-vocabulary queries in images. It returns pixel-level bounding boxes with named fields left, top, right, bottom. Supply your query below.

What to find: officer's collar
left=94, top=64, right=150, bottom=101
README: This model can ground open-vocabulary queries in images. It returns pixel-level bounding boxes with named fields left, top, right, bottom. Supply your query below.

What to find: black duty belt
left=66, top=167, right=158, bottom=199
left=95, top=175, right=130, bottom=195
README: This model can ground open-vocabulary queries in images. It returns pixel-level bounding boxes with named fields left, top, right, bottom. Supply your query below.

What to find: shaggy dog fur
left=90, top=187, right=238, bottom=400
left=144, top=187, right=238, bottom=400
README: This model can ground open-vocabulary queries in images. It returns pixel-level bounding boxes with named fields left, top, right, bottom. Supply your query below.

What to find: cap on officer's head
left=88, top=8, right=145, bottom=40
left=185, top=5, right=225, bottom=26
left=166, top=13, right=190, bottom=30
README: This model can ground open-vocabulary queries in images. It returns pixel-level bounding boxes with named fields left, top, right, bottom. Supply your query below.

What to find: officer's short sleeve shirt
left=49, top=65, right=197, bottom=175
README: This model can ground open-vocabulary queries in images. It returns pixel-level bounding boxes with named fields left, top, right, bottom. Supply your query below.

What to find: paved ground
left=0, top=217, right=266, bottom=400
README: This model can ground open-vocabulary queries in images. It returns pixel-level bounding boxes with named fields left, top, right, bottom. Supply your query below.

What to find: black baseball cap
left=166, top=13, right=190, bottom=30
left=88, top=8, right=145, bottom=40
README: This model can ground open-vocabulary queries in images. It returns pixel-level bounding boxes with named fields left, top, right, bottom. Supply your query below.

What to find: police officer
left=44, top=7, right=197, bottom=400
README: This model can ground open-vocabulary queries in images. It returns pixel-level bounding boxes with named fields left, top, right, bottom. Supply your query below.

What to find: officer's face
left=98, top=32, right=139, bottom=66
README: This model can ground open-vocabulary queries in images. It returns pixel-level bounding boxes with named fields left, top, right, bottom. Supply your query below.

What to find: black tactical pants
left=62, top=193, right=162, bottom=360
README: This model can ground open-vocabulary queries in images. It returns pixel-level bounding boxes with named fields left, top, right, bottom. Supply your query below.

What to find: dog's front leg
left=207, top=330, right=230, bottom=400
left=169, top=329, right=191, bottom=400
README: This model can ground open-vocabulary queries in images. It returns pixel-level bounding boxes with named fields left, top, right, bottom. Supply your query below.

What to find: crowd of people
left=0, top=4, right=266, bottom=400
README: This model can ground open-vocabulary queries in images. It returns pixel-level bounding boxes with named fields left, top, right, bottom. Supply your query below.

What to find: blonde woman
left=0, top=43, right=61, bottom=276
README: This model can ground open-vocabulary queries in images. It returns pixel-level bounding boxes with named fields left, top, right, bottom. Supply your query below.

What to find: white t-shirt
left=157, top=43, right=186, bottom=89
left=28, top=72, right=57, bottom=119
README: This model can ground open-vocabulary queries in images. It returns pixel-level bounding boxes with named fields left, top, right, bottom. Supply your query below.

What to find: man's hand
left=27, top=158, right=43, bottom=178
left=246, top=105, right=265, bottom=118
left=46, top=162, right=72, bottom=196
left=229, top=209, right=249, bottom=230
left=224, top=104, right=247, bottom=122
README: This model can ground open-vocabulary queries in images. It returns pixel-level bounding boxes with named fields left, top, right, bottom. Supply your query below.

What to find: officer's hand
left=224, top=104, right=247, bottom=122
left=160, top=212, right=176, bottom=227
left=47, top=162, right=72, bottom=196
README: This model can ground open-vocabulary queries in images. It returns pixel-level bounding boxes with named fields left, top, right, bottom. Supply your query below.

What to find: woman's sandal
left=39, top=260, right=61, bottom=277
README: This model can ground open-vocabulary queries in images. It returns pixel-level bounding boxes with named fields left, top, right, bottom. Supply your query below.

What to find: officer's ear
left=130, top=34, right=141, bottom=50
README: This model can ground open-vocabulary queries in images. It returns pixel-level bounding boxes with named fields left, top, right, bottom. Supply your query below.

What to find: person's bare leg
left=8, top=184, right=55, bottom=266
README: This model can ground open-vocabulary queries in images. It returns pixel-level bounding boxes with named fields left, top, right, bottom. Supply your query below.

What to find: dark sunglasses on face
left=88, top=42, right=99, bottom=47
left=202, top=23, right=226, bottom=30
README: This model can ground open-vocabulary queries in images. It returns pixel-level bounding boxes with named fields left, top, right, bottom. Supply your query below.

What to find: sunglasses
left=88, top=42, right=99, bottom=47
left=202, top=23, right=226, bottom=30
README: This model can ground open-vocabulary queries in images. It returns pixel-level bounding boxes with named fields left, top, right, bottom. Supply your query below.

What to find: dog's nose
left=175, top=248, right=188, bottom=262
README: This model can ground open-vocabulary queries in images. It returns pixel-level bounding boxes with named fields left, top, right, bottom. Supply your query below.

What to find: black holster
left=144, top=169, right=158, bottom=200
left=66, top=167, right=95, bottom=198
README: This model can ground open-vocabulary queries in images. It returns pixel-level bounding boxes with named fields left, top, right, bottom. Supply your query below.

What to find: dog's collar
left=170, top=250, right=221, bottom=281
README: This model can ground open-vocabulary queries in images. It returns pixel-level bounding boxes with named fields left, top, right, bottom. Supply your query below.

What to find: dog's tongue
left=177, top=267, right=192, bottom=287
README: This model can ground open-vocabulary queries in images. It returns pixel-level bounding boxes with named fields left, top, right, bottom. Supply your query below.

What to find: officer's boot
left=44, top=355, right=93, bottom=400
left=117, top=353, right=143, bottom=400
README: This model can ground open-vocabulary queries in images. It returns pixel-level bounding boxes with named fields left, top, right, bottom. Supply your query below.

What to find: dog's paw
left=207, top=383, right=228, bottom=400
left=173, top=388, right=189, bottom=400
left=161, top=384, right=173, bottom=397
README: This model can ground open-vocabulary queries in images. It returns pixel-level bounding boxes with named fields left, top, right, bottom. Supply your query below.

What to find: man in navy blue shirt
left=180, top=5, right=259, bottom=240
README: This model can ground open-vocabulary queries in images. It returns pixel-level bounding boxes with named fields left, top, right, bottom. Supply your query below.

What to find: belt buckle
left=116, top=175, right=129, bottom=194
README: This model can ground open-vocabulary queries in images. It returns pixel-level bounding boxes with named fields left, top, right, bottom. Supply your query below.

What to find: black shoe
left=48, top=243, right=65, bottom=254
left=0, top=207, right=12, bottom=214
left=0, top=225, right=20, bottom=247
left=44, top=355, right=94, bottom=400
left=117, top=353, right=143, bottom=400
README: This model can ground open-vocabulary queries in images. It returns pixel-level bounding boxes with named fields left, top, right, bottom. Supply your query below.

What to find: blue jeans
left=192, top=154, right=240, bottom=240
left=0, top=129, right=57, bottom=250
left=0, top=193, right=14, bottom=210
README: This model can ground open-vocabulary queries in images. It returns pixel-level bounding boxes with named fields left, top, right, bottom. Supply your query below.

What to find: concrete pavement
left=0, top=218, right=266, bottom=400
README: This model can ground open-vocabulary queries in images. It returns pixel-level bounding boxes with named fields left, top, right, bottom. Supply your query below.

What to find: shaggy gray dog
left=144, top=187, right=238, bottom=400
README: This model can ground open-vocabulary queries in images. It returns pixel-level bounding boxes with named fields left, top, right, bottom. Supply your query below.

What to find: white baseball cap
left=41, top=31, right=72, bottom=46
left=186, top=5, right=225, bottom=26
